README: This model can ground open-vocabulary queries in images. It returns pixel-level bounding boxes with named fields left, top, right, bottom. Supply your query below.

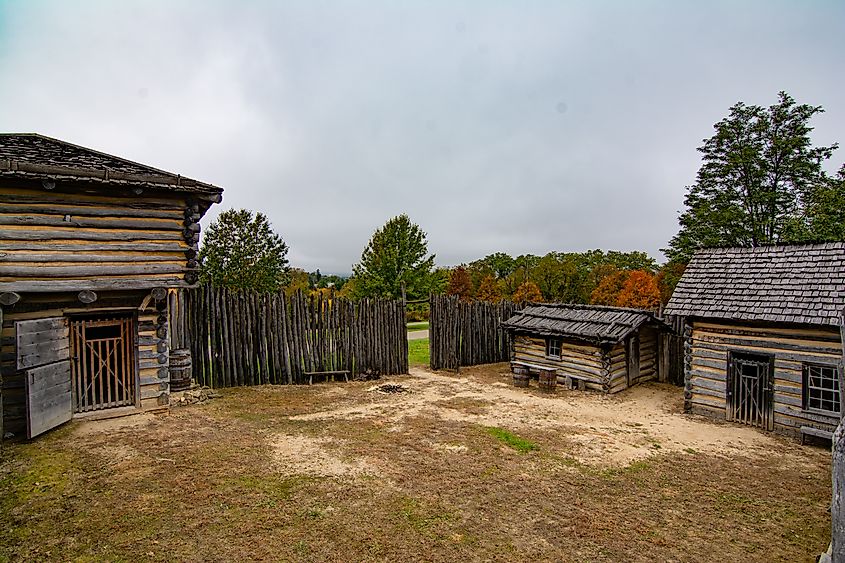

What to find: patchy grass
left=0, top=365, right=833, bottom=562
left=485, top=426, right=539, bottom=453
left=408, top=337, right=429, bottom=367
left=407, top=322, right=429, bottom=332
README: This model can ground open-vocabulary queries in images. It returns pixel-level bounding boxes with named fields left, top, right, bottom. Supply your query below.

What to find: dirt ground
left=0, top=363, right=833, bottom=562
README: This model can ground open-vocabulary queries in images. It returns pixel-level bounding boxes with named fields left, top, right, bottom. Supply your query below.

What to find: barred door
left=727, top=352, right=774, bottom=430
left=70, top=316, right=136, bottom=412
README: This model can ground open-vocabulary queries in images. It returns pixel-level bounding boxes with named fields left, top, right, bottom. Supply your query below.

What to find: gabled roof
left=0, top=133, right=222, bottom=194
left=664, top=242, right=845, bottom=327
left=501, top=303, right=665, bottom=345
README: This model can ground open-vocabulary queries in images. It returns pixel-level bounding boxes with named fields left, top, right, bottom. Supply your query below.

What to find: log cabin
left=664, top=243, right=845, bottom=441
left=0, top=133, right=222, bottom=438
left=501, top=304, right=670, bottom=393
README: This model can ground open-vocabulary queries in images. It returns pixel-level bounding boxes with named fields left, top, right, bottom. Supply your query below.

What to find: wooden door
left=627, top=335, right=640, bottom=386
left=16, top=317, right=72, bottom=439
left=727, top=352, right=774, bottom=430
left=70, top=316, right=136, bottom=413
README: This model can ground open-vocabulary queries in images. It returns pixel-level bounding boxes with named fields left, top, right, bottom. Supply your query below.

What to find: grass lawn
left=408, top=337, right=429, bottom=367
left=406, top=321, right=429, bottom=332
left=0, top=364, right=832, bottom=562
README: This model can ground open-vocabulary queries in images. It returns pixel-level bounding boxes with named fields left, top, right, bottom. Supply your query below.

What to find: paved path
left=407, top=329, right=429, bottom=340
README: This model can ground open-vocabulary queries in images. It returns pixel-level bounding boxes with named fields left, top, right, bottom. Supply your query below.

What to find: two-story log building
left=0, top=133, right=222, bottom=438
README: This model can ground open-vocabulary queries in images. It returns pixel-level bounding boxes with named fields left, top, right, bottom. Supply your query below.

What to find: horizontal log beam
left=0, top=278, right=190, bottom=292
left=0, top=228, right=183, bottom=241
left=0, top=215, right=183, bottom=231
left=0, top=263, right=187, bottom=277
left=0, top=252, right=185, bottom=263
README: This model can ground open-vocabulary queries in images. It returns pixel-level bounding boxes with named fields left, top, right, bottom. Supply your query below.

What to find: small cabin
left=501, top=304, right=670, bottom=393
left=664, top=243, right=845, bottom=441
left=0, top=134, right=222, bottom=438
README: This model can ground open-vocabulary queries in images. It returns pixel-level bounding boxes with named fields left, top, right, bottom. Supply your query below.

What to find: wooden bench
left=801, top=425, right=834, bottom=445
left=510, top=361, right=588, bottom=390
left=305, top=370, right=350, bottom=385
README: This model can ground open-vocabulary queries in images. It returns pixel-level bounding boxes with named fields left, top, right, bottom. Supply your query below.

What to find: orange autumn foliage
left=512, top=280, right=544, bottom=303
left=476, top=275, right=503, bottom=303
left=616, top=270, right=661, bottom=309
left=589, top=269, right=628, bottom=306
left=447, top=266, right=473, bottom=302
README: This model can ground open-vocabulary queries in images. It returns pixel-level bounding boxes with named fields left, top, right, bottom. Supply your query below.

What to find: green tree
left=665, top=92, right=839, bottom=262
left=352, top=214, right=436, bottom=300
left=801, top=165, right=845, bottom=241
left=198, top=209, right=290, bottom=292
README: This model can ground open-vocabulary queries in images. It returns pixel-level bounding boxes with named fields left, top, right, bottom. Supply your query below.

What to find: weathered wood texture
left=16, top=317, right=73, bottom=438
left=686, top=320, right=842, bottom=437
left=1, top=290, right=167, bottom=436
left=429, top=295, right=523, bottom=370
left=184, top=286, right=407, bottom=388
left=833, top=423, right=845, bottom=562
left=0, top=185, right=199, bottom=292
left=513, top=335, right=607, bottom=391
left=661, top=314, right=686, bottom=386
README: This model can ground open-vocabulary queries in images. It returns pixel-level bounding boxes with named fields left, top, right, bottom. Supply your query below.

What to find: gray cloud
left=1, top=0, right=843, bottom=273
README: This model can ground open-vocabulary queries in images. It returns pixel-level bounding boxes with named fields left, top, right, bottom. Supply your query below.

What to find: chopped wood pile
left=171, top=386, right=220, bottom=406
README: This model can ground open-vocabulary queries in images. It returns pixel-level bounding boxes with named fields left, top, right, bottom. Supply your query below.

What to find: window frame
left=802, top=362, right=841, bottom=416
left=546, top=337, right=562, bottom=359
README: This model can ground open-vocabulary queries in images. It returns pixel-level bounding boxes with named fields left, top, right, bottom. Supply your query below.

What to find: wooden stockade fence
left=177, top=285, right=408, bottom=388
left=429, top=295, right=524, bottom=370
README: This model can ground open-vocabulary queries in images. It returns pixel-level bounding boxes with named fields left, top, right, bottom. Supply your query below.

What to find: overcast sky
left=1, top=1, right=843, bottom=273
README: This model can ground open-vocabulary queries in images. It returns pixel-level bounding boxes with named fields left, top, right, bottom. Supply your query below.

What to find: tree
left=285, top=268, right=311, bottom=296
left=590, top=268, right=628, bottom=306
left=476, top=275, right=503, bottom=303
left=801, top=165, right=845, bottom=241
left=447, top=266, right=473, bottom=301
left=512, top=280, right=543, bottom=302
left=655, top=261, right=686, bottom=305
left=199, top=209, right=289, bottom=292
left=352, top=214, right=436, bottom=300
left=616, top=270, right=660, bottom=309
left=665, top=92, right=839, bottom=263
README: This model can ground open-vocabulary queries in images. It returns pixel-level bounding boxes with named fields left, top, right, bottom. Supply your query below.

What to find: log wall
left=0, top=183, right=200, bottom=292
left=429, top=295, right=523, bottom=370
left=184, top=286, right=407, bottom=387
left=512, top=335, right=606, bottom=391
left=686, top=320, right=842, bottom=437
left=0, top=289, right=169, bottom=436
left=606, top=343, right=628, bottom=394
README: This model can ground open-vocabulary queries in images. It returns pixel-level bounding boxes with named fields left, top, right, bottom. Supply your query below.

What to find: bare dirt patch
left=270, top=434, right=377, bottom=477
left=0, top=362, right=832, bottom=562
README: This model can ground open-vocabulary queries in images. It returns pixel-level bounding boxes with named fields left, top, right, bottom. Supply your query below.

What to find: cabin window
left=803, top=363, right=840, bottom=415
left=546, top=338, right=562, bottom=359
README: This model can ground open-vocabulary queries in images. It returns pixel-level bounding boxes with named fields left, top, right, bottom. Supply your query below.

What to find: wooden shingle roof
left=664, top=242, right=845, bottom=326
left=0, top=133, right=222, bottom=194
left=501, top=303, right=664, bottom=345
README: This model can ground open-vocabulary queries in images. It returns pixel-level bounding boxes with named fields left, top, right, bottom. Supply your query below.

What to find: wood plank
left=25, top=359, right=73, bottom=438
left=0, top=227, right=183, bottom=241
left=0, top=278, right=188, bottom=292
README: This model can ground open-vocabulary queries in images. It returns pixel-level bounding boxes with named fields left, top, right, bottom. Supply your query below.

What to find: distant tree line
left=197, top=92, right=843, bottom=311
left=444, top=250, right=663, bottom=309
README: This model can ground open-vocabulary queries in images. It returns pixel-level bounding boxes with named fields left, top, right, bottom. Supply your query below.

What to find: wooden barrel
left=512, top=368, right=530, bottom=388
left=169, top=348, right=193, bottom=392
left=538, top=369, right=557, bottom=392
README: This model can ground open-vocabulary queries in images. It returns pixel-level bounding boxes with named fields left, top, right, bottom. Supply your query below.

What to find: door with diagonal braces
left=70, top=316, right=136, bottom=412
left=727, top=351, right=774, bottom=430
